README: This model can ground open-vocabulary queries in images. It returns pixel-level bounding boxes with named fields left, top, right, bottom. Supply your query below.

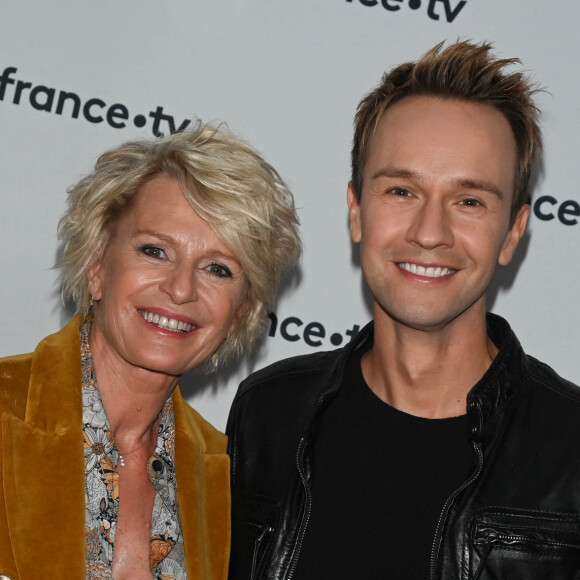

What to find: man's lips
left=138, top=309, right=196, bottom=333
left=397, top=262, right=457, bottom=278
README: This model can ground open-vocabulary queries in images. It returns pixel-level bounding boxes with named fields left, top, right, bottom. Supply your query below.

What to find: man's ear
left=498, top=204, right=530, bottom=266
left=347, top=182, right=362, bottom=243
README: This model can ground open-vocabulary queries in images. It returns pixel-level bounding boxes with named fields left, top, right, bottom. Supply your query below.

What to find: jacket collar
left=316, top=313, right=527, bottom=440
left=466, top=313, right=528, bottom=440
left=23, top=316, right=84, bottom=431
left=316, top=319, right=374, bottom=406
left=300, top=321, right=375, bottom=470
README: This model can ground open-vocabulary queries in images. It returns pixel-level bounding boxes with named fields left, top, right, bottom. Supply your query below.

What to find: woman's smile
left=138, top=309, right=196, bottom=333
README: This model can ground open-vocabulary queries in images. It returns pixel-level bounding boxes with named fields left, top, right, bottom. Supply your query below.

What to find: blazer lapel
left=2, top=318, right=85, bottom=577
left=174, top=389, right=230, bottom=580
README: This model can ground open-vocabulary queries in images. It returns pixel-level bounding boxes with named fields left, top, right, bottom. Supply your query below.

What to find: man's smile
left=397, top=262, right=456, bottom=278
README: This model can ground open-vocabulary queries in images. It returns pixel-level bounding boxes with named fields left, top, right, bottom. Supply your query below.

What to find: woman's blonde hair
left=58, top=123, right=301, bottom=366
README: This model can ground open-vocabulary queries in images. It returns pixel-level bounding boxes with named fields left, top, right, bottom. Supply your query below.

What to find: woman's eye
left=208, top=263, right=232, bottom=278
left=140, top=245, right=166, bottom=259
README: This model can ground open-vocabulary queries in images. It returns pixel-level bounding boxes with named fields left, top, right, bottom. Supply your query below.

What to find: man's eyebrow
left=453, top=178, right=504, bottom=199
left=370, top=168, right=505, bottom=199
left=370, top=167, right=419, bottom=181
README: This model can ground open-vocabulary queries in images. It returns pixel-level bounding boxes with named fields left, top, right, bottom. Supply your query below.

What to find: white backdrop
left=1, top=0, right=579, bottom=430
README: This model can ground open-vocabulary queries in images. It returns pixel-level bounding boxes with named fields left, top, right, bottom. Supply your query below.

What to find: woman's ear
left=229, top=292, right=251, bottom=336
left=87, top=257, right=104, bottom=301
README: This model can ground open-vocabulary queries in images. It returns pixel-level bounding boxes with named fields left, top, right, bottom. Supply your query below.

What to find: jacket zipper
left=285, top=435, right=313, bottom=580
left=250, top=523, right=274, bottom=580
left=478, top=531, right=580, bottom=551
left=285, top=389, right=334, bottom=580
left=429, top=400, right=485, bottom=580
left=429, top=440, right=483, bottom=579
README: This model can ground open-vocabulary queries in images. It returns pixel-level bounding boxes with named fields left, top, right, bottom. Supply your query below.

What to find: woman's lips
left=138, top=309, right=196, bottom=333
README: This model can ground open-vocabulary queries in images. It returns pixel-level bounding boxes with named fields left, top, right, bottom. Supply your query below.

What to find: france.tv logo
left=346, top=0, right=468, bottom=23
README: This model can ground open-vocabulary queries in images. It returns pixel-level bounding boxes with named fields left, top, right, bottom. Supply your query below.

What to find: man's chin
left=380, top=307, right=470, bottom=334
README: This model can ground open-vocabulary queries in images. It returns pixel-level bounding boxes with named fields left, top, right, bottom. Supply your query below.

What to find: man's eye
left=460, top=198, right=482, bottom=207
left=208, top=263, right=232, bottom=278
left=140, top=245, right=166, bottom=259
left=389, top=187, right=412, bottom=197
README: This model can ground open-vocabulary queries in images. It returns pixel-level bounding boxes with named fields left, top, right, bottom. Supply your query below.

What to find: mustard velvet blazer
left=0, top=317, right=230, bottom=580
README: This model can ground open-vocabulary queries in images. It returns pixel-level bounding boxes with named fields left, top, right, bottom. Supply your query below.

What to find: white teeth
left=146, top=312, right=160, bottom=324
left=398, top=263, right=455, bottom=278
left=139, top=310, right=194, bottom=333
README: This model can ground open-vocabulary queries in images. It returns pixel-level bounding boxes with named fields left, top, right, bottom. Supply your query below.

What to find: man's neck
left=362, top=308, right=497, bottom=419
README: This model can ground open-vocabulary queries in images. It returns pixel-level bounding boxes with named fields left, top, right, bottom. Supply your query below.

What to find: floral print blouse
left=81, top=322, right=187, bottom=579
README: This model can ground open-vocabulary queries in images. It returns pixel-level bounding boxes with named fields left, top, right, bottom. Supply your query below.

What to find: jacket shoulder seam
left=526, top=358, right=580, bottom=405
left=236, top=358, right=338, bottom=396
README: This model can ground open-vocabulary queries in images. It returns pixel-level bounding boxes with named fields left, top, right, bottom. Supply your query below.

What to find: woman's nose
left=160, top=266, right=199, bottom=304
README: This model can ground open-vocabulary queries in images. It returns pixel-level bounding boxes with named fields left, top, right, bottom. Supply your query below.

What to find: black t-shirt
left=293, top=348, right=473, bottom=579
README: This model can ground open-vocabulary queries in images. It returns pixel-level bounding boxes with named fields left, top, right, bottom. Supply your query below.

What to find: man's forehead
left=363, top=96, right=517, bottom=192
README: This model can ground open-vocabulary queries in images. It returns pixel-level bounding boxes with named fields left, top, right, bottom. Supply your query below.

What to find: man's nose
left=406, top=199, right=454, bottom=250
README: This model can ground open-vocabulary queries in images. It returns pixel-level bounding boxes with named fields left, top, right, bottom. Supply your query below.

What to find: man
left=227, top=42, right=580, bottom=579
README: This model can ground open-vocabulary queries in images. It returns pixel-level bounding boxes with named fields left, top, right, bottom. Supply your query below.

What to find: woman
left=0, top=124, right=300, bottom=579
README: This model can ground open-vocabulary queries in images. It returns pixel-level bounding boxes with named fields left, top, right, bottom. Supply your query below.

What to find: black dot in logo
left=409, top=0, right=421, bottom=8
left=330, top=333, right=343, bottom=346
left=134, top=114, right=147, bottom=128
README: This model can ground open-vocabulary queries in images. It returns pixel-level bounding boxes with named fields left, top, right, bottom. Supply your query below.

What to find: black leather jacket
left=227, top=314, right=580, bottom=579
